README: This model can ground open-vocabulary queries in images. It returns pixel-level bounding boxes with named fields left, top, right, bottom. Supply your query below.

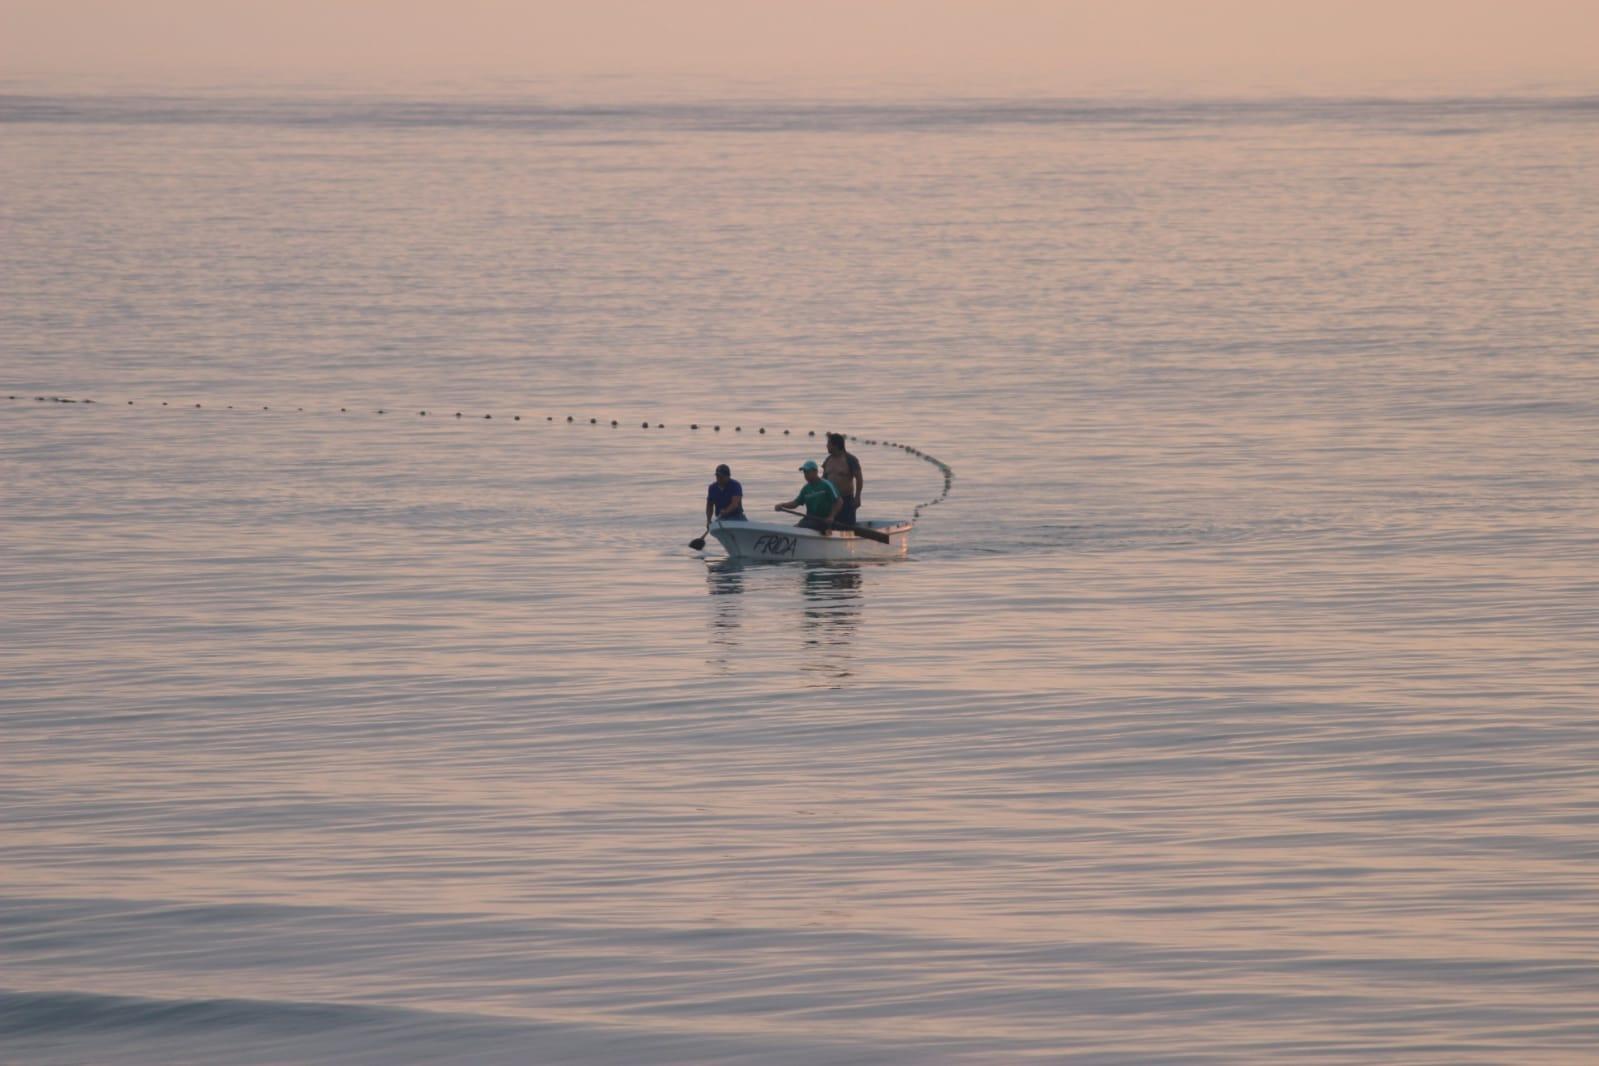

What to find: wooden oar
left=778, top=506, right=891, bottom=543
left=689, top=521, right=710, bottom=551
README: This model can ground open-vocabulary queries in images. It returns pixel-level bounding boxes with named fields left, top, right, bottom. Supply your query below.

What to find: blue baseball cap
left=799, top=459, right=819, bottom=472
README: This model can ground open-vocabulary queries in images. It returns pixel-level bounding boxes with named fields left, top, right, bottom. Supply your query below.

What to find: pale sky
left=3, top=0, right=1595, bottom=94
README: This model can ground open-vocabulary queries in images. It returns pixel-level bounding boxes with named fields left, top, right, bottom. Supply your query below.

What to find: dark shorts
left=796, top=514, right=832, bottom=533
left=837, top=497, right=859, bottom=525
left=717, top=512, right=747, bottom=522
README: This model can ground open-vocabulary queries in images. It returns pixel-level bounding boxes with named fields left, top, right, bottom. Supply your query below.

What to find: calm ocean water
left=4, top=87, right=1598, bottom=1063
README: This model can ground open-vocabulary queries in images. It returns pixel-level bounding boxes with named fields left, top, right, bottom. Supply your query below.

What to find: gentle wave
left=0, top=988, right=418, bottom=1038
left=0, top=988, right=884, bottom=1065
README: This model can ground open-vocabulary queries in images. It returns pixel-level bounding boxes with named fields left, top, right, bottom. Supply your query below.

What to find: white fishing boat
left=708, top=516, right=912, bottom=561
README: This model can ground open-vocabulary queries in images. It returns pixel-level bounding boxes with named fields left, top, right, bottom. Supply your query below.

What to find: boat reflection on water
left=705, top=557, right=747, bottom=655
left=704, top=559, right=865, bottom=683
left=799, top=564, right=863, bottom=635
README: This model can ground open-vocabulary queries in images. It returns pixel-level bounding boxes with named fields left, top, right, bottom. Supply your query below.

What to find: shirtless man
left=822, top=432, right=864, bottom=526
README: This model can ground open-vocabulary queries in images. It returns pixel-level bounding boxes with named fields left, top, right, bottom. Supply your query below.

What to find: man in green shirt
left=776, top=459, right=842, bottom=534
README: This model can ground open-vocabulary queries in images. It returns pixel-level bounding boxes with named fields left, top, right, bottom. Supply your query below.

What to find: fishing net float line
left=10, top=393, right=955, bottom=518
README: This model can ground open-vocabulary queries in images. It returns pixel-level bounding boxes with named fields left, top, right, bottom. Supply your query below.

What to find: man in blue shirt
left=706, top=464, right=747, bottom=523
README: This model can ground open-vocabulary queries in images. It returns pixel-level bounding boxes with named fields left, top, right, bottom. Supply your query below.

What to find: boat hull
left=708, top=517, right=911, bottom=561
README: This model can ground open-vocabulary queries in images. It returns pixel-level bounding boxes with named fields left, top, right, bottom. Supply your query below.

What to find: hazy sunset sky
left=4, top=0, right=1596, bottom=93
